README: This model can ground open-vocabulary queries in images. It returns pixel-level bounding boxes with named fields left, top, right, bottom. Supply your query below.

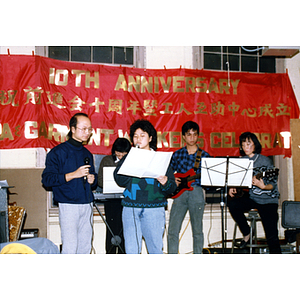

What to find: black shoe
left=239, top=239, right=250, bottom=249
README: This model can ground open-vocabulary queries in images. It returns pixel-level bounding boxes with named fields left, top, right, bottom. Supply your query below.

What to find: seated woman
left=228, top=132, right=281, bottom=254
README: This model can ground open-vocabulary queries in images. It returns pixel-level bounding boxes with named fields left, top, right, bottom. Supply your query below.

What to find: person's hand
left=252, top=176, right=265, bottom=189
left=87, top=174, right=95, bottom=184
left=175, top=177, right=181, bottom=187
left=157, top=175, right=168, bottom=186
left=228, top=187, right=237, bottom=198
left=65, top=165, right=91, bottom=182
left=252, top=176, right=274, bottom=191
left=76, top=165, right=91, bottom=178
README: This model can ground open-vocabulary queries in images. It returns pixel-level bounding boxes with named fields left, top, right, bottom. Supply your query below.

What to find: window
left=48, top=46, right=134, bottom=65
left=203, top=46, right=275, bottom=73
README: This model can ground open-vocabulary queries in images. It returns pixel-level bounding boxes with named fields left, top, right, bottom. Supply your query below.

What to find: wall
left=0, top=169, right=47, bottom=238
left=284, top=53, right=300, bottom=106
left=0, top=148, right=46, bottom=169
left=145, top=46, right=193, bottom=69
left=0, top=46, right=35, bottom=55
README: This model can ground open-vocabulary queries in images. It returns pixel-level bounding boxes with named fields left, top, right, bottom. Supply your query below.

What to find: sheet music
left=103, top=167, right=125, bottom=194
left=117, top=147, right=173, bottom=178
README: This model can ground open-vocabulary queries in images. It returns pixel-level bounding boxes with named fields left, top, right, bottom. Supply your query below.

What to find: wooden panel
left=0, top=169, right=47, bottom=237
left=291, top=119, right=300, bottom=201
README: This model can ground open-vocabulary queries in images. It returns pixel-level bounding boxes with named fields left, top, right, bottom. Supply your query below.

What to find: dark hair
left=130, top=119, right=157, bottom=151
left=181, top=121, right=199, bottom=135
left=111, top=137, right=132, bottom=161
left=67, top=113, right=89, bottom=139
left=239, top=132, right=262, bottom=155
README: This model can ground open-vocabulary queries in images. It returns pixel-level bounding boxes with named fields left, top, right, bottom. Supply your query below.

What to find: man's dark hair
left=111, top=137, right=132, bottom=161
left=67, top=113, right=89, bottom=139
left=181, top=121, right=199, bottom=135
left=130, top=119, right=157, bottom=151
left=239, top=132, right=262, bottom=155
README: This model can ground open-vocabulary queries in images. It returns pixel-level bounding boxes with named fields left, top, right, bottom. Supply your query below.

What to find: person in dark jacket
left=42, top=113, right=97, bottom=254
left=114, top=119, right=176, bottom=254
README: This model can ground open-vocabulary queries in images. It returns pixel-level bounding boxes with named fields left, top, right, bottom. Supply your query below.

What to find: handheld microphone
left=84, top=157, right=90, bottom=183
left=136, top=144, right=139, bottom=148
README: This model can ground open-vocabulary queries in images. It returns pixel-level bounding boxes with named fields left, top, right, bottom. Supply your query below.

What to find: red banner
left=0, top=54, right=299, bottom=157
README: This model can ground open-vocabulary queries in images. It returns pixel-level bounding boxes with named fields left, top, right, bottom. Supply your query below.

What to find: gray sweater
left=249, top=153, right=279, bottom=205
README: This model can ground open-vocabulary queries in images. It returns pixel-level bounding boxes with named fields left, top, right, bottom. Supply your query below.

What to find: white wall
left=0, top=148, right=46, bottom=169
left=145, top=46, right=193, bottom=69
left=284, top=53, right=300, bottom=107
left=0, top=46, right=35, bottom=55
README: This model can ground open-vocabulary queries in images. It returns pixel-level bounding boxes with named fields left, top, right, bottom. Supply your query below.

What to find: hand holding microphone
left=83, top=157, right=90, bottom=183
left=64, top=157, right=94, bottom=183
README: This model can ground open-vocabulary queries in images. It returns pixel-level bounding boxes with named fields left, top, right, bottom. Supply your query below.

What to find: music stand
left=201, top=157, right=253, bottom=252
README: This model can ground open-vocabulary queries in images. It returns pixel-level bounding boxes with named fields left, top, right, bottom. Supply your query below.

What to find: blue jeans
left=122, top=206, right=165, bottom=254
left=167, top=185, right=205, bottom=254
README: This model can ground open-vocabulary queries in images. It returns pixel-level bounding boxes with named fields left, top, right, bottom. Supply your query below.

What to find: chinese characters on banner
left=0, top=54, right=299, bottom=157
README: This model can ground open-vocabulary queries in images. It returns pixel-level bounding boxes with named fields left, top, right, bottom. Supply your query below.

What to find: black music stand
left=201, top=157, right=253, bottom=252
left=93, top=201, right=124, bottom=253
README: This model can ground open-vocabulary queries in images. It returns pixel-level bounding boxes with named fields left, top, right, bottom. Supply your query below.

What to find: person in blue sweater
left=42, top=113, right=97, bottom=254
left=114, top=119, right=176, bottom=254
left=167, top=121, right=210, bottom=254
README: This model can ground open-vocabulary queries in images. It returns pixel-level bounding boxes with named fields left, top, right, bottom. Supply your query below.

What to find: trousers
left=228, top=195, right=281, bottom=254
left=167, top=185, right=205, bottom=254
left=122, top=206, right=165, bottom=254
left=59, top=203, right=93, bottom=254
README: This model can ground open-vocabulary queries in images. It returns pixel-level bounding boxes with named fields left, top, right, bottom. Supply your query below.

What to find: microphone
left=136, top=144, right=139, bottom=148
left=84, top=157, right=90, bottom=183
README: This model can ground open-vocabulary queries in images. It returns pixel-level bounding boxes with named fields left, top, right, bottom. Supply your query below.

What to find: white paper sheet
left=103, top=167, right=125, bottom=194
left=117, top=147, right=173, bottom=178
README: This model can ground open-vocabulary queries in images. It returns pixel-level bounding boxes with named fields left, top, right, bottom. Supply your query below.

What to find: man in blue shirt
left=42, top=113, right=97, bottom=254
left=167, top=121, right=210, bottom=254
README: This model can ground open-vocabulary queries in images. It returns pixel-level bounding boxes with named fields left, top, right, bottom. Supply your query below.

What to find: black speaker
left=0, top=211, right=8, bottom=243
left=0, top=188, right=9, bottom=243
left=282, top=201, right=300, bottom=228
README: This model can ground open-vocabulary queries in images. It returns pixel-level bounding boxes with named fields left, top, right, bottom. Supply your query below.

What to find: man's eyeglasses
left=76, top=127, right=92, bottom=133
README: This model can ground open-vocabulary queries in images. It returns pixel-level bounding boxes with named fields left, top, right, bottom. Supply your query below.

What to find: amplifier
left=282, top=201, right=300, bottom=228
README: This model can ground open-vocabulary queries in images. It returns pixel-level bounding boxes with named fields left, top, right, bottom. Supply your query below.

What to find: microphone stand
left=93, top=200, right=124, bottom=253
left=220, top=157, right=229, bottom=253
left=86, top=176, right=125, bottom=254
